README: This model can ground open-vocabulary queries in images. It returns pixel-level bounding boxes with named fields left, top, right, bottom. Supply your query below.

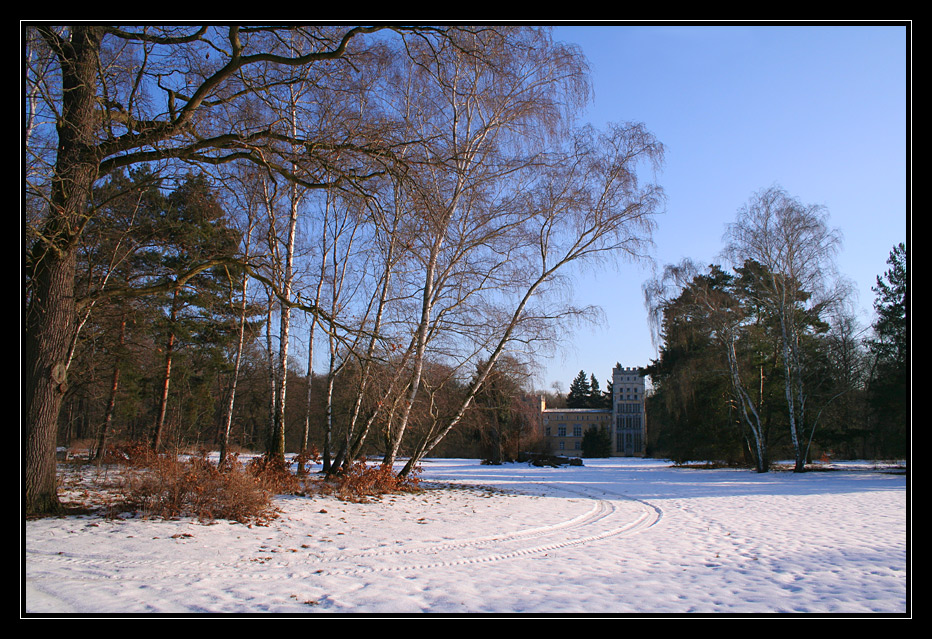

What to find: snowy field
left=24, top=457, right=908, bottom=617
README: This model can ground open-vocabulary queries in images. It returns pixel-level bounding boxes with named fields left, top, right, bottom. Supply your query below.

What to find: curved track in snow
left=25, top=480, right=663, bottom=585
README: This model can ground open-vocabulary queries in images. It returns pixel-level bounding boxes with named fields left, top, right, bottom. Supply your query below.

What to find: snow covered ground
left=24, top=457, right=908, bottom=617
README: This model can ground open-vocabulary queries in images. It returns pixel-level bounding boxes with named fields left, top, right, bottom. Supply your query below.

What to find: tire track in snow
left=26, top=481, right=663, bottom=582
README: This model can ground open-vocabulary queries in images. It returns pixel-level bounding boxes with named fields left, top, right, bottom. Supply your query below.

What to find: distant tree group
left=644, top=188, right=907, bottom=471
left=566, top=370, right=612, bottom=409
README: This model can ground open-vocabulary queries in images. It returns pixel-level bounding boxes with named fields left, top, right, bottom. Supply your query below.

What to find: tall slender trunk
left=383, top=235, right=442, bottom=471
left=301, top=322, right=317, bottom=456
left=321, top=239, right=352, bottom=472
left=272, top=196, right=298, bottom=459
left=777, top=307, right=805, bottom=472
left=322, top=343, right=337, bottom=472
left=336, top=208, right=401, bottom=471
left=265, top=290, right=280, bottom=456
left=397, top=265, right=551, bottom=477
left=270, top=94, right=303, bottom=462
left=724, top=335, right=768, bottom=473
left=94, top=315, right=126, bottom=461
left=301, top=215, right=328, bottom=472
left=219, top=252, right=251, bottom=469
left=152, top=290, right=179, bottom=451
left=299, top=302, right=320, bottom=475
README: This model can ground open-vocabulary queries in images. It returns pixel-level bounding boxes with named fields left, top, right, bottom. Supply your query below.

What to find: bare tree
left=298, top=205, right=328, bottom=472
left=397, top=121, right=665, bottom=476
left=371, top=27, right=599, bottom=471
left=327, top=175, right=413, bottom=472
left=93, top=313, right=126, bottom=462
left=723, top=186, right=844, bottom=472
left=319, top=188, right=369, bottom=471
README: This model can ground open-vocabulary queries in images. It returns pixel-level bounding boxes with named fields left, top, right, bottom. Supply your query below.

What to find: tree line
left=643, top=187, right=907, bottom=472
left=24, top=25, right=665, bottom=514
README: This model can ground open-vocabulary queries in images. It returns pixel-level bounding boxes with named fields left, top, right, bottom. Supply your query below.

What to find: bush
left=295, top=445, right=321, bottom=476
left=87, top=445, right=422, bottom=524
left=100, top=441, right=162, bottom=467
left=116, top=450, right=278, bottom=524
left=245, top=453, right=302, bottom=494
left=321, top=459, right=421, bottom=503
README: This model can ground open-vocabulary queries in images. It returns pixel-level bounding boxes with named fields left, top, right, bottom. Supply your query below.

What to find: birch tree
left=723, top=186, right=843, bottom=472
left=216, top=169, right=264, bottom=469
left=373, top=27, right=597, bottom=471
left=396, top=121, right=665, bottom=476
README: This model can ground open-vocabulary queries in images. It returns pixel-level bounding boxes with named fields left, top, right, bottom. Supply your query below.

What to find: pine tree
left=867, top=242, right=907, bottom=456
left=588, top=374, right=602, bottom=408
left=136, top=174, right=244, bottom=450
left=870, top=243, right=907, bottom=371
left=567, top=370, right=591, bottom=408
left=581, top=425, right=612, bottom=457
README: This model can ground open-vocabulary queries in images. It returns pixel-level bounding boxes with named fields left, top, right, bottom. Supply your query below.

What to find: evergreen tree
left=645, top=266, right=747, bottom=465
left=646, top=256, right=863, bottom=468
left=581, top=425, right=612, bottom=457
left=134, top=174, right=244, bottom=450
left=567, top=370, right=591, bottom=408
left=602, top=380, right=614, bottom=409
left=74, top=168, right=168, bottom=454
left=867, top=243, right=908, bottom=456
left=870, top=243, right=907, bottom=371
left=587, top=374, right=603, bottom=408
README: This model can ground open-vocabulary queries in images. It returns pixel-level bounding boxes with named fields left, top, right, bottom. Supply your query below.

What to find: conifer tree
left=137, top=175, right=243, bottom=450
left=588, top=374, right=602, bottom=408
left=567, top=370, right=591, bottom=408
left=581, top=425, right=612, bottom=457
left=867, top=242, right=908, bottom=455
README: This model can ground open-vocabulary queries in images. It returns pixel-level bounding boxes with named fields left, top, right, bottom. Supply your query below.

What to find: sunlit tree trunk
left=152, top=290, right=179, bottom=451
left=94, top=314, right=126, bottom=461
left=219, top=217, right=255, bottom=470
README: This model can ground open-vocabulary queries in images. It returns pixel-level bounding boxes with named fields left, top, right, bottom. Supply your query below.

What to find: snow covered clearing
left=24, top=457, right=907, bottom=616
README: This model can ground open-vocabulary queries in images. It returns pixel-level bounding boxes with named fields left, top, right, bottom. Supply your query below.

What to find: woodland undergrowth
left=49, top=443, right=422, bottom=525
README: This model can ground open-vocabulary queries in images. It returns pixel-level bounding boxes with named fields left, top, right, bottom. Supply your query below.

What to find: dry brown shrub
left=295, top=445, right=321, bottom=476
left=116, top=451, right=278, bottom=524
left=321, top=459, right=422, bottom=503
left=246, top=454, right=302, bottom=494
left=90, top=445, right=422, bottom=522
left=100, top=441, right=161, bottom=467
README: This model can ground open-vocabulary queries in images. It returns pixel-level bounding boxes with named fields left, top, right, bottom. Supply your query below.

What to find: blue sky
left=533, top=24, right=909, bottom=393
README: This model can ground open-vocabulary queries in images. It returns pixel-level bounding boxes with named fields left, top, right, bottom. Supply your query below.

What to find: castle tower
left=611, top=365, right=647, bottom=456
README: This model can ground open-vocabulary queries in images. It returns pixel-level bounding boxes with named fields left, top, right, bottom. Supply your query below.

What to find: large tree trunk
left=24, top=250, right=78, bottom=515
left=24, top=26, right=103, bottom=515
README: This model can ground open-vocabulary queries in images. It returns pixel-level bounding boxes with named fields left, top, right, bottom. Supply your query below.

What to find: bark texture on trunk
left=25, top=26, right=104, bottom=514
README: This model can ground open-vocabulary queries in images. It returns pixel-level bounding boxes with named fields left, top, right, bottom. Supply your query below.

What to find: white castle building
left=540, top=364, right=647, bottom=457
